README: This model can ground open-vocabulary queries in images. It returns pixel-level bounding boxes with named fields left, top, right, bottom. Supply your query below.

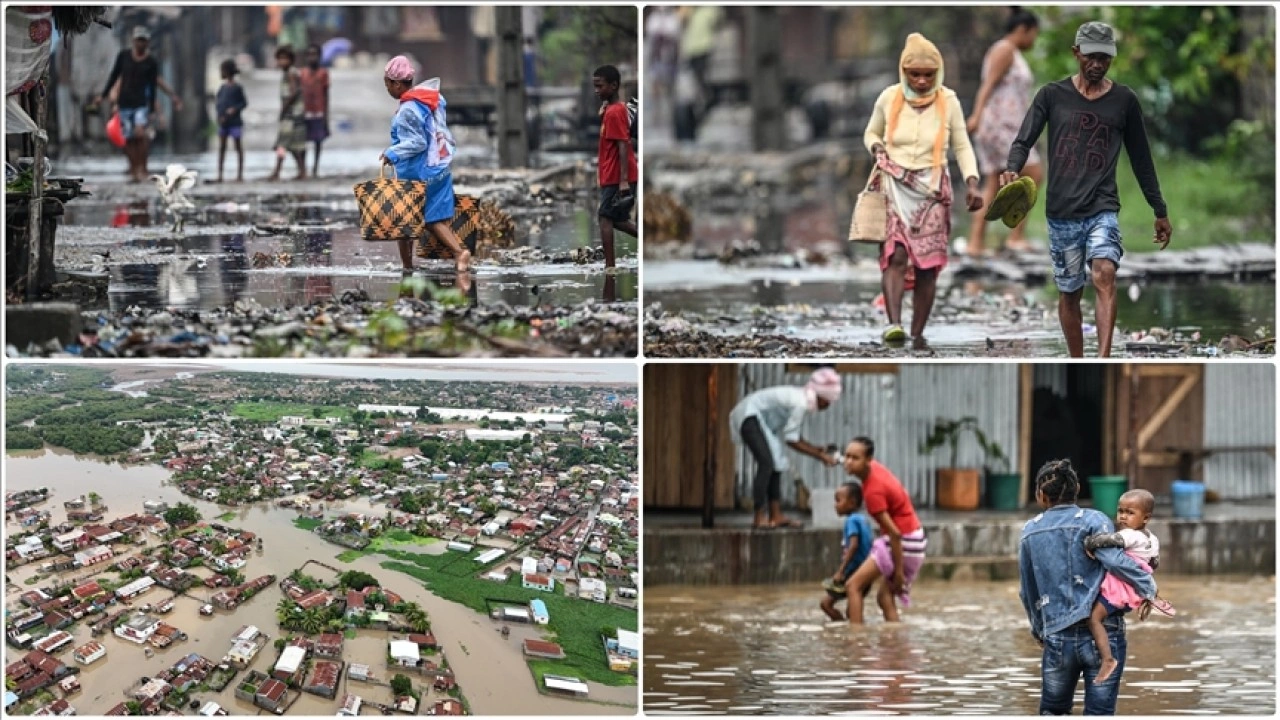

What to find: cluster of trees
left=37, top=423, right=145, bottom=456
left=5, top=427, right=43, bottom=450
left=163, top=502, right=201, bottom=528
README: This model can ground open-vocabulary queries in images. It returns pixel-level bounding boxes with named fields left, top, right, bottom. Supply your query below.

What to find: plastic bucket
left=987, top=473, right=1022, bottom=511
left=1088, top=476, right=1128, bottom=518
left=1171, top=480, right=1206, bottom=519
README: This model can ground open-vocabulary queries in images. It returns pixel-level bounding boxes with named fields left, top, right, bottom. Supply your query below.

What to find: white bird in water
left=150, top=163, right=198, bottom=234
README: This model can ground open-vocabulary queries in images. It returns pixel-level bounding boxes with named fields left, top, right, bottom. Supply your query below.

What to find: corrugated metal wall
left=738, top=365, right=1021, bottom=507
left=1203, top=365, right=1276, bottom=499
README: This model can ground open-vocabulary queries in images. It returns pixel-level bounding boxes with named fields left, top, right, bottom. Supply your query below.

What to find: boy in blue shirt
left=821, top=482, right=875, bottom=620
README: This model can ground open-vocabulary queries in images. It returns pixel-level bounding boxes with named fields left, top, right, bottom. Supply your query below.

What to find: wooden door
left=643, top=364, right=738, bottom=510
left=1112, top=364, right=1205, bottom=496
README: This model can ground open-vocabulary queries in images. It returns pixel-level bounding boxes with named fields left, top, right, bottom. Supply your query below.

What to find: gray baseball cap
left=132, top=25, right=150, bottom=40
left=1075, top=22, right=1116, bottom=57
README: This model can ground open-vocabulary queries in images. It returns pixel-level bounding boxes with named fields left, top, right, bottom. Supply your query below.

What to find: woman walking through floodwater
left=379, top=56, right=471, bottom=276
left=864, top=33, right=984, bottom=348
left=839, top=436, right=926, bottom=624
left=967, top=7, right=1044, bottom=255
left=1019, top=459, right=1156, bottom=715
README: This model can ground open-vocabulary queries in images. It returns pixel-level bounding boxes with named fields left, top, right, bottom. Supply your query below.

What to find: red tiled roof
left=258, top=678, right=287, bottom=701
left=522, top=639, right=564, bottom=657
left=306, top=660, right=341, bottom=689
left=407, top=633, right=436, bottom=647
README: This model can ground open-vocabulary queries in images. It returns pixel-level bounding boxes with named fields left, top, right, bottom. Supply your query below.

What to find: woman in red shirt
left=840, top=436, right=927, bottom=624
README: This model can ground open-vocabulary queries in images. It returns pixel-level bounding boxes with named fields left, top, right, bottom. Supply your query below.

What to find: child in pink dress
left=1083, top=489, right=1176, bottom=684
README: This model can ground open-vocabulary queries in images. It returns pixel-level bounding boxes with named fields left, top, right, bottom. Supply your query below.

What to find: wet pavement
left=643, top=579, right=1276, bottom=715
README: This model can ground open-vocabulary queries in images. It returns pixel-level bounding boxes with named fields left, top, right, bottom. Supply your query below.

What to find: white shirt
left=1118, top=527, right=1160, bottom=563
left=729, top=386, right=809, bottom=472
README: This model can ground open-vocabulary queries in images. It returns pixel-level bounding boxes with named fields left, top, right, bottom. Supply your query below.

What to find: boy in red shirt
left=592, top=65, right=638, bottom=269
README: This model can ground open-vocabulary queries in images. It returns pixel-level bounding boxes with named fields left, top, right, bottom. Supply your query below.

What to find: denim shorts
left=118, top=106, right=150, bottom=140
left=1046, top=211, right=1123, bottom=293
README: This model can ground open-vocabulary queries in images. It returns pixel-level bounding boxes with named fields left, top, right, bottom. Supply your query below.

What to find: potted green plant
left=919, top=417, right=1008, bottom=510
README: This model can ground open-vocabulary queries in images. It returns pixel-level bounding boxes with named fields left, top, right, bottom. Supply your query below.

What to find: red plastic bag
left=106, top=112, right=126, bottom=148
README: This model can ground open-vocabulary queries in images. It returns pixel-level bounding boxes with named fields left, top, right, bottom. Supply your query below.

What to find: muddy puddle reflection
left=649, top=276, right=1273, bottom=356
left=63, top=198, right=637, bottom=310
left=644, top=580, right=1275, bottom=715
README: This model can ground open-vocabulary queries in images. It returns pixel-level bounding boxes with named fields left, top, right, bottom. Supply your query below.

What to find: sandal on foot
left=882, top=324, right=908, bottom=344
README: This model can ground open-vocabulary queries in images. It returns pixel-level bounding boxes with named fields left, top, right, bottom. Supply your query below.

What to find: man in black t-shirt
left=1001, top=22, right=1173, bottom=359
left=94, top=26, right=184, bottom=183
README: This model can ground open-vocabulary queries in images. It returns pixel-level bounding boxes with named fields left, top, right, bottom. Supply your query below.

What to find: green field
left=216, top=512, right=237, bottom=522
left=293, top=517, right=323, bottom=532
left=370, top=530, right=440, bottom=551
left=377, top=548, right=637, bottom=687
left=989, top=151, right=1271, bottom=252
left=231, top=402, right=351, bottom=422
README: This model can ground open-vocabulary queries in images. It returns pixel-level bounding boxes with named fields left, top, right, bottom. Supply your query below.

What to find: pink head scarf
left=804, top=368, right=842, bottom=411
left=384, top=55, right=415, bottom=82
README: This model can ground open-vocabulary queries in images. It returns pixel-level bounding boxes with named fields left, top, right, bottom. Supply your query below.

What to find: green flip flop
left=985, top=176, right=1038, bottom=228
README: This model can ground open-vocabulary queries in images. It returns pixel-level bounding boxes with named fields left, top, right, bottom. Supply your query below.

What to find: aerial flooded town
left=3, top=363, right=639, bottom=716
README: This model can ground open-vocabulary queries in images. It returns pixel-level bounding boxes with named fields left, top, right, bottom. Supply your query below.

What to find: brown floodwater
left=5, top=449, right=635, bottom=714
left=643, top=580, right=1275, bottom=715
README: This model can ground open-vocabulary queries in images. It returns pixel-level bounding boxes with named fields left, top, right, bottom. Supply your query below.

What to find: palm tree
left=88, top=492, right=101, bottom=507
left=300, top=609, right=324, bottom=635
left=326, top=618, right=346, bottom=634
left=276, top=599, right=296, bottom=627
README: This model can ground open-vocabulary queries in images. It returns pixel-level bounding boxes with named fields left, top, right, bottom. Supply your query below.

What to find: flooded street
left=643, top=580, right=1275, bottom=715
left=5, top=449, right=634, bottom=714
left=646, top=267, right=1274, bottom=357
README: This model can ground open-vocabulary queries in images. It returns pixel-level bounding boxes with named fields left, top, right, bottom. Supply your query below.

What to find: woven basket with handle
left=352, top=164, right=426, bottom=242
left=848, top=169, right=888, bottom=244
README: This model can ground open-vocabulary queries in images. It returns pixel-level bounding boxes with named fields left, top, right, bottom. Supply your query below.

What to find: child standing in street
left=821, top=482, right=875, bottom=621
left=1083, top=488, right=1175, bottom=684
left=299, top=44, right=331, bottom=178
left=214, top=59, right=247, bottom=183
left=269, top=45, right=308, bottom=181
left=592, top=65, right=638, bottom=269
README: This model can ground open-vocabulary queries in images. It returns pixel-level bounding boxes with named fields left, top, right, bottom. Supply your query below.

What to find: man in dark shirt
left=1001, top=22, right=1172, bottom=358
left=94, top=26, right=184, bottom=182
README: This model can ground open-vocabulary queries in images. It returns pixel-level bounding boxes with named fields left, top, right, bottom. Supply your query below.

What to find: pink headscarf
left=384, top=55, right=415, bottom=82
left=804, top=368, right=842, bottom=411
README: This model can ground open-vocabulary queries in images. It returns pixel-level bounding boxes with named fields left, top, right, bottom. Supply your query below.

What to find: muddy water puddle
left=5, top=449, right=635, bottom=714
left=62, top=198, right=638, bottom=310
left=648, top=272, right=1273, bottom=357
left=643, top=581, right=1275, bottom=715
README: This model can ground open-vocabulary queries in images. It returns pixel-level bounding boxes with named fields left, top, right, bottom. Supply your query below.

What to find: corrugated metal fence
left=738, top=365, right=1021, bottom=508
left=1203, top=365, right=1276, bottom=499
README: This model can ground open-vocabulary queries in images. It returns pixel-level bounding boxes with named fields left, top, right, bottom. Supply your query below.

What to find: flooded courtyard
left=643, top=580, right=1276, bottom=715
left=5, top=449, right=635, bottom=715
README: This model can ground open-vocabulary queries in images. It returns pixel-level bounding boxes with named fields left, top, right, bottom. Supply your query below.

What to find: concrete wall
left=644, top=513, right=1276, bottom=587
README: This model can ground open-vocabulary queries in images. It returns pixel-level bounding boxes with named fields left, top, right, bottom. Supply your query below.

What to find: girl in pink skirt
left=1083, top=489, right=1176, bottom=684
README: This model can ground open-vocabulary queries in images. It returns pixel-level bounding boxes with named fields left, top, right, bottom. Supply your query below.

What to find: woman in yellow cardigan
left=864, top=33, right=984, bottom=347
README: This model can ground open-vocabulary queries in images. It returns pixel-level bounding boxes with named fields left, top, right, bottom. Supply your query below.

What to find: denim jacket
left=1019, top=504, right=1157, bottom=641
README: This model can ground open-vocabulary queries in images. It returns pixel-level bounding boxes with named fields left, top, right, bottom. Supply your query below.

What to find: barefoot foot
left=455, top=250, right=472, bottom=273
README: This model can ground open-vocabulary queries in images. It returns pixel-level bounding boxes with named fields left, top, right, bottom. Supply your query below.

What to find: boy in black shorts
left=592, top=65, right=637, bottom=269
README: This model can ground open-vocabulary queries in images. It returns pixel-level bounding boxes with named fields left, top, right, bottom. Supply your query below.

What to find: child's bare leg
left=269, top=150, right=285, bottom=181
left=876, top=578, right=900, bottom=623
left=292, top=151, right=307, bottom=180
left=844, top=557, right=880, bottom=626
left=820, top=595, right=843, bottom=621
left=234, top=139, right=244, bottom=181
left=217, top=136, right=227, bottom=182
left=1090, top=601, right=1119, bottom=684
left=312, top=141, right=323, bottom=177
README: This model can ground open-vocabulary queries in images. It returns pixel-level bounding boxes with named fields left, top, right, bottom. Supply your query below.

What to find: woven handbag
left=352, top=165, right=427, bottom=242
left=848, top=169, right=888, bottom=244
